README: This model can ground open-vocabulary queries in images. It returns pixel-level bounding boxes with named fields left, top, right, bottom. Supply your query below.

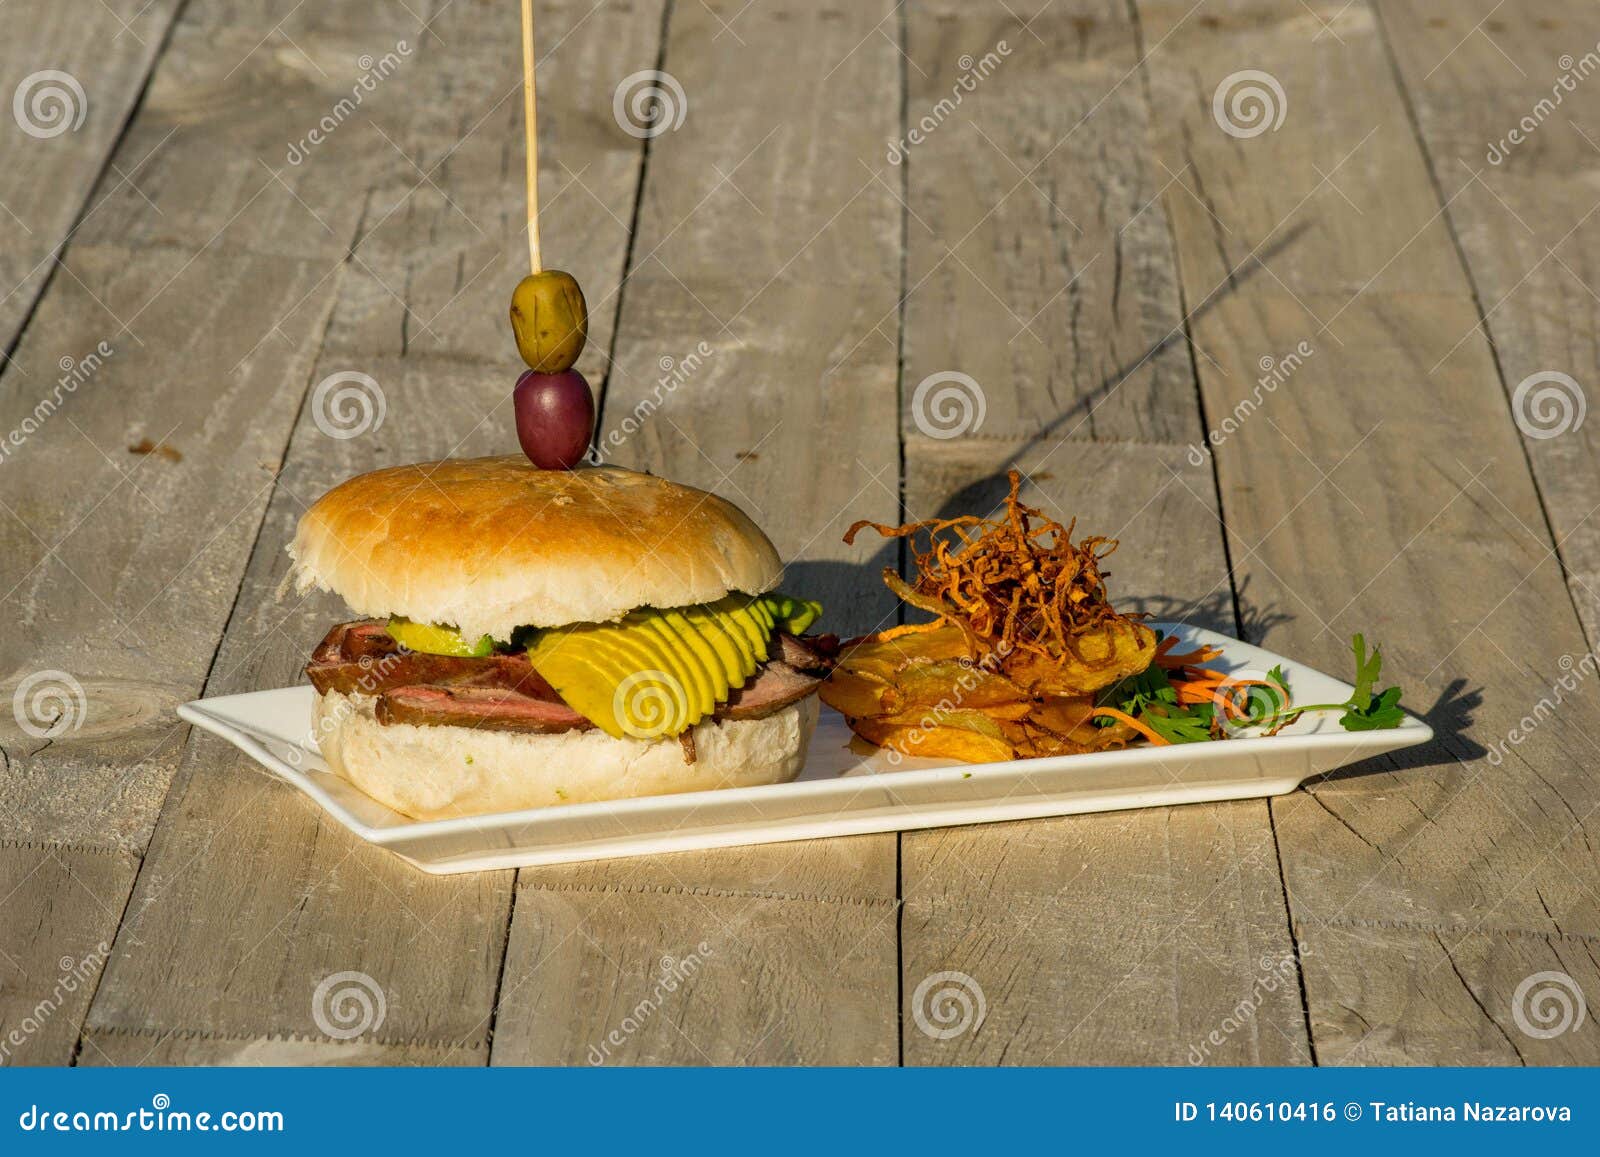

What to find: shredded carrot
left=864, top=621, right=950, bottom=643
left=844, top=469, right=1137, bottom=672
left=1090, top=707, right=1171, bottom=746
left=1155, top=638, right=1224, bottom=669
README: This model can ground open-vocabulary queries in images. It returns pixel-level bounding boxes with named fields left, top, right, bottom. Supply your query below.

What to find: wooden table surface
left=3, top=0, right=1599, bottom=1066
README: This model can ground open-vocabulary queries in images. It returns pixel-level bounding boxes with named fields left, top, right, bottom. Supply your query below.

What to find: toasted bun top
left=288, top=456, right=782, bottom=640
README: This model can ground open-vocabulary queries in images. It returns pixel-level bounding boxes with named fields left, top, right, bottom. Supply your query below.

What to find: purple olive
left=514, top=369, right=594, bottom=470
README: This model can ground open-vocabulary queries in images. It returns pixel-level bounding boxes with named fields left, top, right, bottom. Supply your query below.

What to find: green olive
left=509, top=270, right=588, bottom=373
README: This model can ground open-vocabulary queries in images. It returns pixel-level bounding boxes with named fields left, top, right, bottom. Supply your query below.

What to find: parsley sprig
left=1094, top=632, right=1405, bottom=743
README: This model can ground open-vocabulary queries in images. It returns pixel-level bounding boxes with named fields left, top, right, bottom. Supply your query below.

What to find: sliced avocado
left=760, top=593, right=823, bottom=635
left=684, top=602, right=755, bottom=688
left=747, top=596, right=775, bottom=631
left=387, top=617, right=494, bottom=657
left=657, top=607, right=730, bottom=708
left=728, top=601, right=772, bottom=663
left=712, top=597, right=770, bottom=663
left=707, top=595, right=757, bottom=649
left=597, top=616, right=700, bottom=731
left=744, top=597, right=778, bottom=657
left=585, top=625, right=693, bottom=736
left=634, top=613, right=715, bottom=720
left=528, top=628, right=635, bottom=738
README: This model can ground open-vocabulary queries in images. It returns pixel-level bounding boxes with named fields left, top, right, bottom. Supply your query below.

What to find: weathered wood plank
left=899, top=444, right=1308, bottom=1066
left=894, top=0, right=1306, bottom=1066
left=490, top=0, right=905, bottom=1066
left=1375, top=0, right=1600, bottom=639
left=1135, top=0, right=1600, bottom=1062
left=0, top=844, right=133, bottom=1066
left=81, top=0, right=665, bottom=1063
left=0, top=0, right=439, bottom=1067
left=0, top=0, right=182, bottom=355
left=1300, top=922, right=1600, bottom=1066
left=78, top=1029, right=482, bottom=1067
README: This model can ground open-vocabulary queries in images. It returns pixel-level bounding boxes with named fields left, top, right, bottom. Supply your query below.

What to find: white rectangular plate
left=177, top=623, right=1432, bottom=873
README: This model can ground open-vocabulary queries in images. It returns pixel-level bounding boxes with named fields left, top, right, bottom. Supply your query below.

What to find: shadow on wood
left=930, top=223, right=1314, bottom=525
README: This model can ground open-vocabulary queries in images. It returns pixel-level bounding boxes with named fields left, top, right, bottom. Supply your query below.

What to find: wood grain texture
left=1375, top=0, right=1600, bottom=641
left=0, top=844, right=133, bottom=1066
left=80, top=0, right=666, bottom=1063
left=0, top=0, right=182, bottom=355
left=0, top=0, right=423, bottom=1069
left=1299, top=921, right=1600, bottom=1066
left=1135, top=0, right=1600, bottom=1062
left=490, top=0, right=905, bottom=1066
left=898, top=442, right=1308, bottom=1065
left=893, top=0, right=1307, bottom=1066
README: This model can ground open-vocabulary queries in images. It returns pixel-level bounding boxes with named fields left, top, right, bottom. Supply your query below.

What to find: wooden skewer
left=520, top=0, right=541, bottom=274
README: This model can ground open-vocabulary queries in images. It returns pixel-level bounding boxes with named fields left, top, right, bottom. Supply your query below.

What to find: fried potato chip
left=873, top=701, right=1034, bottom=727
left=843, top=624, right=972, bottom=670
left=851, top=717, right=1014, bottom=763
left=1027, top=695, right=1095, bottom=736
left=1007, top=618, right=1158, bottom=696
left=817, top=668, right=894, bottom=719
left=893, top=658, right=1029, bottom=713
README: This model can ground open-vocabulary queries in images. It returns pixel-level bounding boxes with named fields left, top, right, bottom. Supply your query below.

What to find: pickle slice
left=387, top=617, right=494, bottom=657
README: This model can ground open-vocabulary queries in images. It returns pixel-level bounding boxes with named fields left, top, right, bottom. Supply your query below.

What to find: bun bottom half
left=313, top=690, right=819, bottom=821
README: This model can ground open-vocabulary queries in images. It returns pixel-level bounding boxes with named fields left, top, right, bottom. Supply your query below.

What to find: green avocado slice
left=704, top=595, right=767, bottom=663
left=656, top=608, right=730, bottom=708
left=634, top=613, right=715, bottom=720
left=585, top=624, right=694, bottom=737
left=684, top=602, right=755, bottom=688
left=527, top=627, right=635, bottom=738
left=387, top=617, right=494, bottom=657
left=759, top=593, right=823, bottom=635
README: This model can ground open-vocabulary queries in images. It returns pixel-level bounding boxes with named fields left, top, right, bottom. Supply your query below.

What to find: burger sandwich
left=289, top=456, right=832, bottom=821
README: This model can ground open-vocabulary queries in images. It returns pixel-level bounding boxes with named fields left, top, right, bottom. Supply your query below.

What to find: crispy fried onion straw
left=844, top=469, right=1137, bottom=671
